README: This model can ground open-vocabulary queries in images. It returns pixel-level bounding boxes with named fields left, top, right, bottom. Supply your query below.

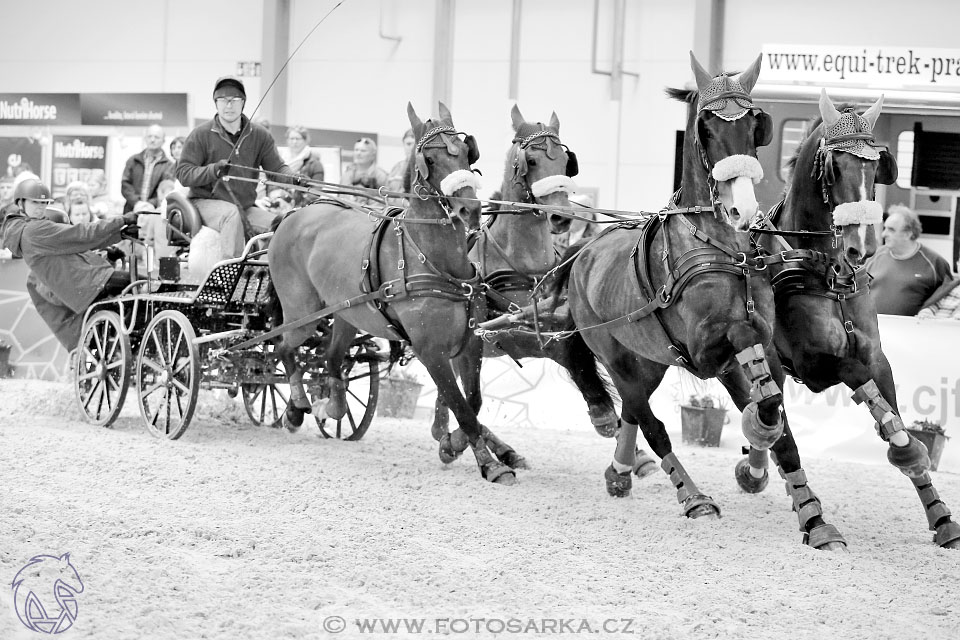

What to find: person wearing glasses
left=176, top=76, right=295, bottom=259
left=0, top=179, right=139, bottom=349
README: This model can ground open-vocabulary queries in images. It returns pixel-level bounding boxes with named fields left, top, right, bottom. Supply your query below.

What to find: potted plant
left=680, top=393, right=730, bottom=447
left=377, top=367, right=424, bottom=419
left=906, top=418, right=949, bottom=472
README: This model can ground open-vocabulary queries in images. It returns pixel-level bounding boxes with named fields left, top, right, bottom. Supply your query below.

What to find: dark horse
left=550, top=53, right=810, bottom=531
left=429, top=105, right=628, bottom=468
left=268, top=103, right=518, bottom=484
left=741, top=89, right=960, bottom=549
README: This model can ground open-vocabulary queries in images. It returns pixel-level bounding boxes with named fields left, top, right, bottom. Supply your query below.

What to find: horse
left=267, top=103, right=518, bottom=485
left=549, top=52, right=814, bottom=533
left=741, top=89, right=960, bottom=549
left=429, top=105, right=639, bottom=470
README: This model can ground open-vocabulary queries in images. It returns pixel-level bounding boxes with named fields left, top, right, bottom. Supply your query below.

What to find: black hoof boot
left=604, top=464, right=632, bottom=498
left=282, top=406, right=304, bottom=433
left=888, top=434, right=931, bottom=477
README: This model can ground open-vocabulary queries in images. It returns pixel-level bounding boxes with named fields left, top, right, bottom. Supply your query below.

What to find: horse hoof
left=632, top=449, right=658, bottom=479
left=682, top=494, right=721, bottom=519
left=589, top=409, right=619, bottom=438
left=806, top=523, right=847, bottom=551
left=500, top=450, right=529, bottom=470
left=734, top=458, right=769, bottom=493
left=483, top=462, right=517, bottom=485
left=438, top=435, right=460, bottom=464
left=887, top=435, right=931, bottom=478
left=282, top=409, right=303, bottom=433
left=934, top=521, right=960, bottom=549
left=686, top=504, right=720, bottom=520
left=604, top=464, right=632, bottom=498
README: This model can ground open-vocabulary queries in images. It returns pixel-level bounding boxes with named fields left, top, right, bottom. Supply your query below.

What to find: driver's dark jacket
left=1, top=211, right=125, bottom=313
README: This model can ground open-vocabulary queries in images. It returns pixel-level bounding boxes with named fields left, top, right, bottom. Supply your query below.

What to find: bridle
left=412, top=124, right=480, bottom=219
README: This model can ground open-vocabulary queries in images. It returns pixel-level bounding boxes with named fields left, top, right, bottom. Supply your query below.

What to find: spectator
left=265, top=187, right=295, bottom=216
left=176, top=75, right=295, bottom=259
left=866, top=204, right=954, bottom=315
left=87, top=169, right=121, bottom=219
left=341, top=137, right=388, bottom=192
left=169, top=136, right=185, bottom=163
left=385, top=129, right=415, bottom=206
left=0, top=175, right=14, bottom=209
left=62, top=181, right=96, bottom=225
left=121, top=124, right=175, bottom=214
left=285, top=125, right=325, bottom=206
left=0, top=178, right=139, bottom=349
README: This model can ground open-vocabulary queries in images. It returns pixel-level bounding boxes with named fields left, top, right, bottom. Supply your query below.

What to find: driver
left=0, top=178, right=139, bottom=349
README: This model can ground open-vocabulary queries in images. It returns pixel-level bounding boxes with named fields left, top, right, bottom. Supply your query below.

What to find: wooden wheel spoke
left=171, top=376, right=191, bottom=396
left=83, top=379, right=102, bottom=410
left=141, top=357, right=164, bottom=375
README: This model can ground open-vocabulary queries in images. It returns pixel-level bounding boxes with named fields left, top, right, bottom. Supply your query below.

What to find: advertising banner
left=50, top=135, right=108, bottom=198
left=80, top=93, right=188, bottom=127
left=762, top=44, right=960, bottom=89
left=0, top=137, right=43, bottom=181
left=0, top=94, right=81, bottom=126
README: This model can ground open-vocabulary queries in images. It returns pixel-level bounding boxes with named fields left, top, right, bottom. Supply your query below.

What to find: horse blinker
left=755, top=112, right=773, bottom=147
left=876, top=150, right=898, bottom=185
left=565, top=149, right=579, bottom=177
left=416, top=153, right=430, bottom=181
left=464, top=135, right=480, bottom=165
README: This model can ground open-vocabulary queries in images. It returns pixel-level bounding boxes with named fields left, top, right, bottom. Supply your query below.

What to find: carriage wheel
left=317, top=345, right=379, bottom=441
left=240, top=346, right=290, bottom=428
left=135, top=310, right=200, bottom=440
left=74, top=310, right=132, bottom=427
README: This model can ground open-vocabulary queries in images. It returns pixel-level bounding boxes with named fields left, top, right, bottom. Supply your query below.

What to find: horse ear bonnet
left=464, top=135, right=480, bottom=165
left=876, top=150, right=898, bottom=185
left=565, top=150, right=579, bottom=177
left=755, top=112, right=773, bottom=147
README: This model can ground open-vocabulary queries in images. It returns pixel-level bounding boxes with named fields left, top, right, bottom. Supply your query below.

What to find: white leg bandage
left=712, top=154, right=764, bottom=184
left=440, top=170, right=481, bottom=196
left=531, top=175, right=577, bottom=198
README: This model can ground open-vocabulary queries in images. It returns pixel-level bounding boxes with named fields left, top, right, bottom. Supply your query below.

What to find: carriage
left=72, top=198, right=386, bottom=441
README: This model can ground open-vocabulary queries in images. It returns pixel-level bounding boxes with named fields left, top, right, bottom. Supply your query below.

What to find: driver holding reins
left=176, top=76, right=297, bottom=260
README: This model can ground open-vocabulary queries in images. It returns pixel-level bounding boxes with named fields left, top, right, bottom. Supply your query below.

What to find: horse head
left=818, top=89, right=897, bottom=266
left=685, top=51, right=771, bottom=230
left=406, top=102, right=482, bottom=231
left=507, top=105, right=578, bottom=234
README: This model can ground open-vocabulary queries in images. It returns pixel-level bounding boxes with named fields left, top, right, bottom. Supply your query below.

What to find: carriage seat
left=165, top=191, right=202, bottom=247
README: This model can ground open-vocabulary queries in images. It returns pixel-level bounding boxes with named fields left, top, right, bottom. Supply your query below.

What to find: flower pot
left=680, top=405, right=728, bottom=447
left=906, top=428, right=949, bottom=472
left=377, top=377, right=423, bottom=419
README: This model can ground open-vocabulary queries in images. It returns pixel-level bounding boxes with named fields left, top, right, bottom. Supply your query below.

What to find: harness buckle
left=778, top=251, right=805, bottom=264
left=381, top=283, right=396, bottom=300
left=746, top=299, right=756, bottom=314
left=361, top=259, right=369, bottom=271
left=397, top=258, right=406, bottom=270
left=461, top=282, right=475, bottom=298
left=657, top=285, right=671, bottom=304
left=844, top=320, right=854, bottom=333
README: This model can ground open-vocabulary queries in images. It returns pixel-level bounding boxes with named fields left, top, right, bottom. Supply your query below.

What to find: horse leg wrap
left=472, top=438, right=516, bottom=484
left=740, top=401, right=783, bottom=450
left=604, top=464, right=632, bottom=498
left=851, top=380, right=903, bottom=440
left=887, top=432, right=931, bottom=478
left=735, top=344, right=782, bottom=403
left=481, top=425, right=527, bottom=469
left=661, top=452, right=720, bottom=518
left=911, top=474, right=960, bottom=547
left=588, top=404, right=619, bottom=438
left=783, top=469, right=846, bottom=549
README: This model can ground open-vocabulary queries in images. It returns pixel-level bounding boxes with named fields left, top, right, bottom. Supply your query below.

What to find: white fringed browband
left=833, top=200, right=882, bottom=226
left=440, top=170, right=481, bottom=196
left=712, top=154, right=764, bottom=184
left=530, top=175, right=577, bottom=198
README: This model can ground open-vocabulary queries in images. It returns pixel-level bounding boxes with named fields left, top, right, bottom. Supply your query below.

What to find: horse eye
left=527, top=158, right=537, bottom=167
left=426, top=157, right=435, bottom=165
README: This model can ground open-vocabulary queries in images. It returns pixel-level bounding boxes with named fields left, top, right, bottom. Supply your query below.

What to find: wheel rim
left=317, top=349, right=379, bottom=440
left=75, top=310, right=131, bottom=427
left=242, top=380, right=290, bottom=427
left=136, top=311, right=200, bottom=439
